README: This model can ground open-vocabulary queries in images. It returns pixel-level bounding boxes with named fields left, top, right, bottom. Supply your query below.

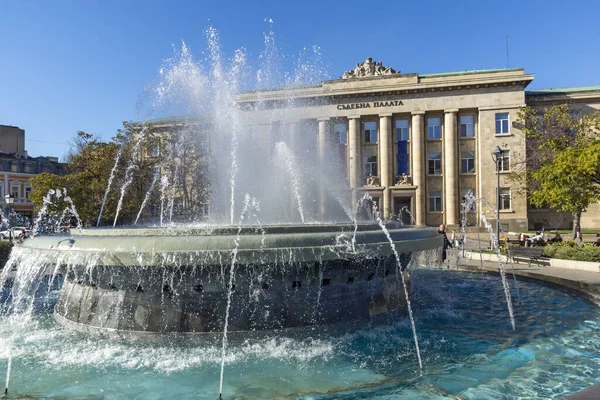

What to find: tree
left=512, top=104, right=600, bottom=231
left=28, top=172, right=70, bottom=215
left=29, top=123, right=211, bottom=227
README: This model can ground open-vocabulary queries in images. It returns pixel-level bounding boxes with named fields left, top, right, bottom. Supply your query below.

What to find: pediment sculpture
left=365, top=174, right=380, bottom=187
left=396, top=173, right=411, bottom=186
left=341, top=57, right=398, bottom=79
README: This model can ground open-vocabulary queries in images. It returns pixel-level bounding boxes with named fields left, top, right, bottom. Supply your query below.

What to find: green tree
left=30, top=122, right=210, bottom=227
left=28, top=172, right=70, bottom=215
left=513, top=104, right=600, bottom=231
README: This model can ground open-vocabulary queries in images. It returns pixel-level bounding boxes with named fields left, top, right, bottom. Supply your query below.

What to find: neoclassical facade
left=235, top=59, right=600, bottom=231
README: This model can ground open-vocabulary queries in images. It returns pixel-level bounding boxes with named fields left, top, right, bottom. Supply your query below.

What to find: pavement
left=452, top=232, right=600, bottom=302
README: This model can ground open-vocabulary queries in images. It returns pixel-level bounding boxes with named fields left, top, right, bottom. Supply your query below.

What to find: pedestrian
left=574, top=223, right=581, bottom=240
left=438, top=224, right=453, bottom=264
left=574, top=223, right=583, bottom=247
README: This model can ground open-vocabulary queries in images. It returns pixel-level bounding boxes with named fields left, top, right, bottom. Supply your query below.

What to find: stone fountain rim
left=69, top=222, right=427, bottom=237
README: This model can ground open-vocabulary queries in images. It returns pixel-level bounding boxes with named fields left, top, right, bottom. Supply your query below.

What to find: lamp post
left=491, top=146, right=504, bottom=247
left=4, top=194, right=14, bottom=243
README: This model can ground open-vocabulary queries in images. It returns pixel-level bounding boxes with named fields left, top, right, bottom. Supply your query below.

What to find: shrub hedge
left=542, top=241, right=600, bottom=262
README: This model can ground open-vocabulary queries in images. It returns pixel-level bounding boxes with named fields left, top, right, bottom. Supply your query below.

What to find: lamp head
left=491, top=146, right=503, bottom=161
left=4, top=194, right=14, bottom=205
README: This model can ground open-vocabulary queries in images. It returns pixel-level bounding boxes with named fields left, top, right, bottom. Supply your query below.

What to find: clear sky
left=1, top=0, right=599, bottom=159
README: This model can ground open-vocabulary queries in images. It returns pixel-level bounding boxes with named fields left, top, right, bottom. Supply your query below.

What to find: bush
left=542, top=242, right=600, bottom=262
left=0, top=241, right=13, bottom=269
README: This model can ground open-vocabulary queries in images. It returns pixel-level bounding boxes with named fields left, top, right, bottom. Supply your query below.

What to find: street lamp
left=4, top=193, right=14, bottom=243
left=491, top=146, right=504, bottom=247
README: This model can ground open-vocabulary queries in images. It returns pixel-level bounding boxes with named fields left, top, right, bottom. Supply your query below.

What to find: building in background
left=0, top=124, right=66, bottom=221
left=147, top=59, right=600, bottom=231
left=236, top=59, right=600, bottom=231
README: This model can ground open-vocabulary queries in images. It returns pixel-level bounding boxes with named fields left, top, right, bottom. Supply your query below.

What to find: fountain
left=1, top=24, right=600, bottom=399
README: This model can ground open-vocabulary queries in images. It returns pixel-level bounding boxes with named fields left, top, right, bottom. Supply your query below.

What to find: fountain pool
left=1, top=269, right=599, bottom=399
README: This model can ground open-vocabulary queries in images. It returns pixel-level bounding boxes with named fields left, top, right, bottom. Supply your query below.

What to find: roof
left=238, top=82, right=323, bottom=95
left=526, top=86, right=600, bottom=95
left=419, top=68, right=524, bottom=78
left=143, top=116, right=198, bottom=125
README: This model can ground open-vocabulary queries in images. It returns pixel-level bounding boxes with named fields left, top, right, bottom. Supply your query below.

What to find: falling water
left=219, top=194, right=255, bottom=398
left=113, top=128, right=147, bottom=227
left=31, top=189, right=55, bottom=235
left=159, top=175, right=169, bottom=226
left=478, top=197, right=522, bottom=304
left=376, top=217, right=423, bottom=370
left=228, top=131, right=239, bottom=226
left=454, top=190, right=478, bottom=267
left=1, top=250, right=52, bottom=395
left=135, top=172, right=159, bottom=224
left=274, top=142, right=305, bottom=223
left=358, top=194, right=423, bottom=370
left=97, top=146, right=123, bottom=226
left=480, top=212, right=516, bottom=331
left=63, top=191, right=82, bottom=232
left=167, top=163, right=179, bottom=224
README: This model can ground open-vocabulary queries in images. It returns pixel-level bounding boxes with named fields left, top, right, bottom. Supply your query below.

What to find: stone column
left=411, top=112, right=425, bottom=225
left=288, top=121, right=300, bottom=155
left=379, top=114, right=392, bottom=219
left=444, top=110, right=458, bottom=226
left=348, top=116, right=361, bottom=213
left=318, top=118, right=330, bottom=219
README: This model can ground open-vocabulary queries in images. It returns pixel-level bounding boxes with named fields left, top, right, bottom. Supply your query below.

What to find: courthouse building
left=235, top=58, right=600, bottom=231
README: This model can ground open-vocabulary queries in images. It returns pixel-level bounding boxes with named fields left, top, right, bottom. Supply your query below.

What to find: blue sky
left=1, top=0, right=599, bottom=159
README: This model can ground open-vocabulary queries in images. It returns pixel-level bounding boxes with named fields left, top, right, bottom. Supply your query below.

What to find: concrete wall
left=0, top=125, right=25, bottom=154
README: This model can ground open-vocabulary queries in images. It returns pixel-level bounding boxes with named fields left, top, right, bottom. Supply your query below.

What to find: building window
left=334, top=123, right=347, bottom=145
left=396, top=119, right=410, bottom=176
left=495, top=113, right=510, bottom=135
left=461, top=189, right=476, bottom=211
left=395, top=119, right=409, bottom=141
left=460, top=115, right=475, bottom=138
left=149, top=144, right=160, bottom=157
left=428, top=153, right=442, bottom=175
left=10, top=162, right=18, bottom=172
left=497, top=150, right=510, bottom=172
left=10, top=185, right=19, bottom=199
left=334, top=123, right=348, bottom=178
left=461, top=151, right=475, bottom=173
left=429, top=190, right=443, bottom=212
left=427, top=117, right=441, bottom=139
left=365, top=155, right=378, bottom=176
left=499, top=188, right=511, bottom=210
left=25, top=187, right=32, bottom=199
left=364, top=121, right=377, bottom=143
left=24, top=163, right=35, bottom=173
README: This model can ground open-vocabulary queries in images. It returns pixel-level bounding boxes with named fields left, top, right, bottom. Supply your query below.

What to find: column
left=285, top=121, right=298, bottom=218
left=288, top=121, right=299, bottom=155
left=444, top=110, right=458, bottom=226
left=379, top=114, right=392, bottom=219
left=411, top=112, right=425, bottom=225
left=317, top=118, right=330, bottom=219
left=348, top=116, right=361, bottom=213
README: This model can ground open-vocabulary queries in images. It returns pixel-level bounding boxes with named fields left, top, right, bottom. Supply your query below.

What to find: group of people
left=437, top=223, right=591, bottom=264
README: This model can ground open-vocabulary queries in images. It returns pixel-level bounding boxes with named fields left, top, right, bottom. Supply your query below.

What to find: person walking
left=438, top=224, right=453, bottom=265
left=574, top=223, right=582, bottom=239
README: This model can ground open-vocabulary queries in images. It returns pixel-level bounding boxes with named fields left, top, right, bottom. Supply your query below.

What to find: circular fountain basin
left=2, top=269, right=599, bottom=399
left=20, top=223, right=442, bottom=334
